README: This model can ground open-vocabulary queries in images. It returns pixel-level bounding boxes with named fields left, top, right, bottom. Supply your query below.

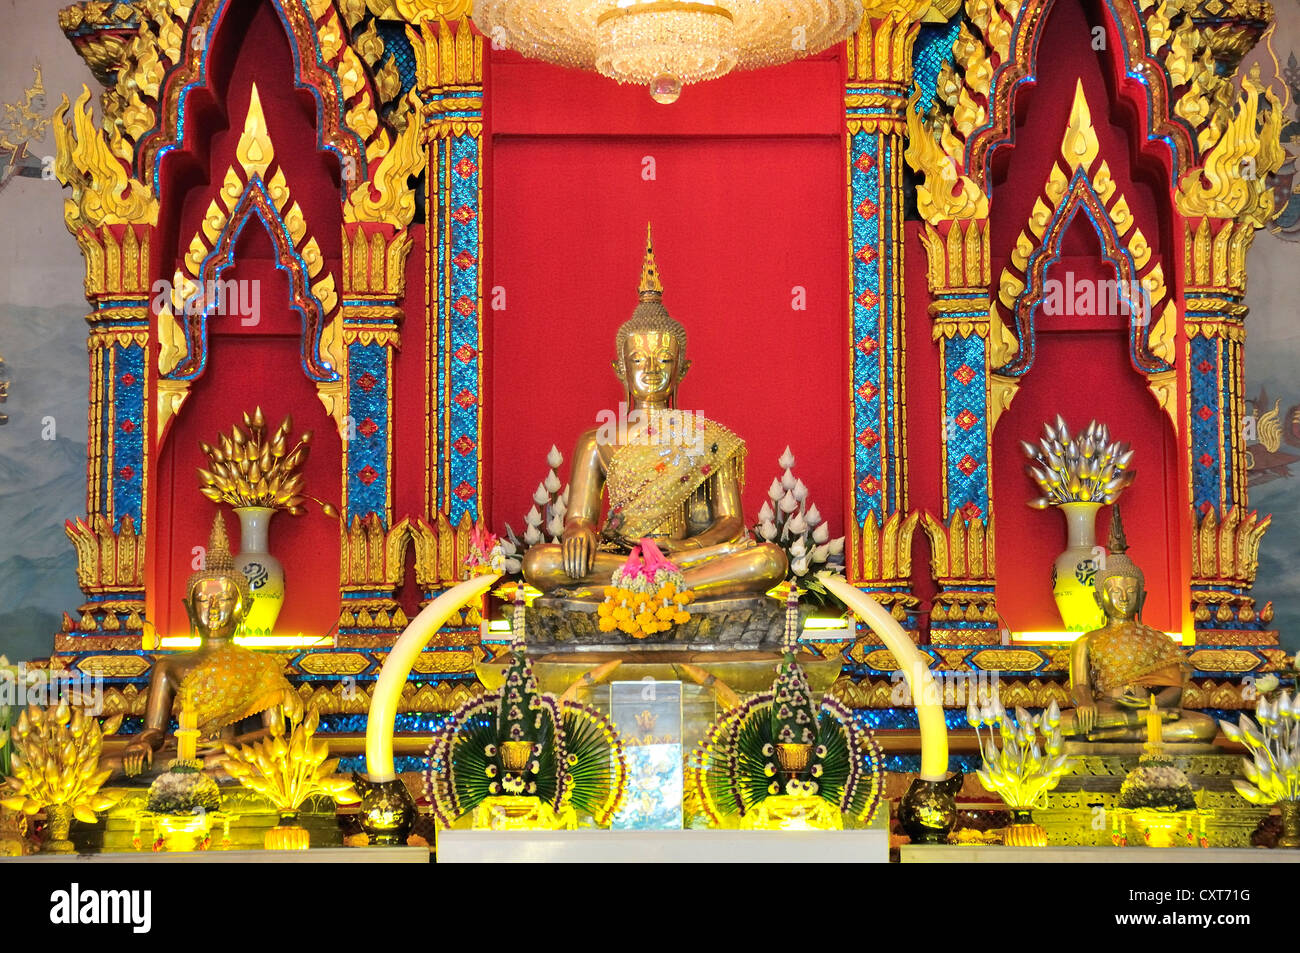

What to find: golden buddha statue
left=521, top=226, right=787, bottom=601
left=117, top=514, right=301, bottom=777
left=1059, top=506, right=1216, bottom=744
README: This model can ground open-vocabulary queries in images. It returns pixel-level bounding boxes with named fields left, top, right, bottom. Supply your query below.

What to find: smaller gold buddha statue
left=521, top=225, right=787, bottom=602
left=1059, top=506, right=1216, bottom=744
left=116, top=514, right=301, bottom=777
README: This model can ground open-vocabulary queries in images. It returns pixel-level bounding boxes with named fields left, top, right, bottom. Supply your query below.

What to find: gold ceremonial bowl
left=776, top=742, right=812, bottom=774
left=500, top=740, right=533, bottom=772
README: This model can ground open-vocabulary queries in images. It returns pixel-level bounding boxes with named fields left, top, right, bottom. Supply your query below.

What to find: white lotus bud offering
left=546, top=515, right=565, bottom=538
left=561, top=485, right=570, bottom=503
left=500, top=538, right=517, bottom=555
left=828, top=536, right=845, bottom=556
left=525, top=505, right=543, bottom=527
left=779, top=446, right=796, bottom=470
left=532, top=483, right=548, bottom=505
left=812, top=543, right=830, bottom=562
left=759, top=520, right=778, bottom=541
left=523, top=524, right=542, bottom=545
left=793, top=479, right=808, bottom=502
left=504, top=558, right=521, bottom=574
left=791, top=555, right=810, bottom=575
left=812, top=522, right=830, bottom=544
left=779, top=490, right=798, bottom=514
left=790, top=537, right=807, bottom=558
left=769, top=478, right=783, bottom=502
left=547, top=445, right=563, bottom=469
left=805, top=503, right=821, bottom=526
left=787, top=513, right=807, bottom=535
left=781, top=468, right=797, bottom=491
left=758, top=501, right=774, bottom=523
left=544, top=470, right=561, bottom=494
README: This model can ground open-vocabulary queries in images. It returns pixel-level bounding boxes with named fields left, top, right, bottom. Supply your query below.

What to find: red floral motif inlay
left=1197, top=406, right=1215, bottom=421
left=959, top=502, right=983, bottom=522
left=454, top=157, right=478, bottom=179
left=452, top=205, right=477, bottom=225
left=858, top=475, right=880, bottom=496
left=453, top=435, right=476, bottom=455
left=855, top=199, right=878, bottom=220
left=453, top=296, right=476, bottom=317
left=120, top=373, right=136, bottom=386
left=118, top=466, right=134, bottom=481
left=454, top=389, right=477, bottom=409
left=452, top=251, right=477, bottom=270
left=454, top=481, right=476, bottom=501
left=358, top=417, right=379, bottom=438
left=958, top=454, right=979, bottom=475
left=857, top=428, right=880, bottom=449
left=855, top=290, right=880, bottom=311
left=953, top=364, right=976, bottom=386
left=856, top=382, right=878, bottom=402
left=454, top=344, right=477, bottom=363
left=855, top=245, right=878, bottom=266
left=357, top=372, right=378, bottom=393
left=120, top=419, right=136, bottom=434
left=854, top=154, right=875, bottom=175
left=358, top=465, right=379, bottom=486
left=855, top=336, right=878, bottom=356
left=1197, top=360, right=1214, bottom=374
left=1198, top=453, right=1214, bottom=468
left=956, top=409, right=978, bottom=431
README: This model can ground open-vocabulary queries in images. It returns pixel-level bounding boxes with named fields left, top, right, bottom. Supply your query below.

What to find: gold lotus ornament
left=198, top=407, right=335, bottom=516
left=1, top=703, right=123, bottom=853
left=221, top=704, right=358, bottom=850
left=971, top=701, right=1073, bottom=847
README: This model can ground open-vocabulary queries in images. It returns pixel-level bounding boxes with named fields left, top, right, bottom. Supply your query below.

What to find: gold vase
left=1002, top=808, right=1048, bottom=847
left=500, top=740, right=533, bottom=772
left=265, top=813, right=310, bottom=850
left=41, top=803, right=76, bottom=854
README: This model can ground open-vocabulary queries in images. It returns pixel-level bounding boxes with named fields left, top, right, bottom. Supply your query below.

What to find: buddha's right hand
left=561, top=525, right=597, bottom=579
left=121, top=741, right=153, bottom=777
left=1075, top=703, right=1097, bottom=736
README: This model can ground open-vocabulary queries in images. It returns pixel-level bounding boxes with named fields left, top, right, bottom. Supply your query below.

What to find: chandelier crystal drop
left=474, top=0, right=864, bottom=102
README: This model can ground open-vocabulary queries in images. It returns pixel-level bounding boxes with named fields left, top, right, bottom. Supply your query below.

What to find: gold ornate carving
left=922, top=512, right=999, bottom=638
left=66, top=514, right=145, bottom=593
left=75, top=655, right=151, bottom=678
left=410, top=14, right=483, bottom=98
left=53, top=86, right=157, bottom=231
left=1175, top=65, right=1284, bottom=226
left=298, top=652, right=370, bottom=676
left=343, top=92, right=426, bottom=227
left=848, top=510, right=921, bottom=619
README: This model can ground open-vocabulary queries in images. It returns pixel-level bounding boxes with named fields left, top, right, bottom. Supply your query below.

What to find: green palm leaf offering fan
left=689, top=590, right=884, bottom=829
left=424, top=594, right=629, bottom=828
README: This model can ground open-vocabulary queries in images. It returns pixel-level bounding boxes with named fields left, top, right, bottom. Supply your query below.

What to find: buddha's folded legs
left=1059, top=703, right=1218, bottom=742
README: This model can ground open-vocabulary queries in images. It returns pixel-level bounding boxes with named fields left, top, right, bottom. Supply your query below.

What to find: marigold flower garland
left=597, top=539, right=694, bottom=638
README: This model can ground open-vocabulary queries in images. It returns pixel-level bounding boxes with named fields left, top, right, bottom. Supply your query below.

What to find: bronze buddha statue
left=117, top=514, right=301, bottom=777
left=1059, top=506, right=1216, bottom=744
left=522, top=226, right=786, bottom=602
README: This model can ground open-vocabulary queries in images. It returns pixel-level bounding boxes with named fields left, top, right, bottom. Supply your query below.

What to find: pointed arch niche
left=147, top=2, right=344, bottom=641
left=982, top=1, right=1188, bottom=637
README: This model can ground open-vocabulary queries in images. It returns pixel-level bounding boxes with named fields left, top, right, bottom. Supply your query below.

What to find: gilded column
left=1174, top=68, right=1283, bottom=640
left=414, top=14, right=484, bottom=547
left=843, top=0, right=929, bottom=631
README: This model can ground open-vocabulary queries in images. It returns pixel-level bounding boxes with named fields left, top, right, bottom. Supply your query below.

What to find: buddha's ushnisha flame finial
left=638, top=221, right=663, bottom=301
left=207, top=512, right=236, bottom=575
left=1108, top=501, right=1130, bottom=555
left=1096, top=501, right=1144, bottom=592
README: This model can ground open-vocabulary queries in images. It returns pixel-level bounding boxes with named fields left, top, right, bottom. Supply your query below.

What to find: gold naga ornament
left=1, top=703, right=123, bottom=853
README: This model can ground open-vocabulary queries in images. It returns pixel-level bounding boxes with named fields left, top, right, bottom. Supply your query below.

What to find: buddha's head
left=614, top=224, right=689, bottom=403
left=1094, top=504, right=1145, bottom=622
left=184, top=514, right=251, bottom=642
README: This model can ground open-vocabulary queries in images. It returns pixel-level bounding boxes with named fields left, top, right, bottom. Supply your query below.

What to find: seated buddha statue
left=115, top=514, right=301, bottom=777
left=522, top=226, right=787, bottom=602
left=1059, top=506, right=1216, bottom=744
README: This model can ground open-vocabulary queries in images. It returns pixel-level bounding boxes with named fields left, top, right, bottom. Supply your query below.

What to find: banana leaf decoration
left=423, top=597, right=628, bottom=827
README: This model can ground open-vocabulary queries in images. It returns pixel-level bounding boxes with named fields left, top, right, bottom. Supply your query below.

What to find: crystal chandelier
left=473, top=0, right=864, bottom=103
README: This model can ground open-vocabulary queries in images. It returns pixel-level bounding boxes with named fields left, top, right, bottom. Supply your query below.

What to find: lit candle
left=177, top=688, right=199, bottom=763
left=1144, top=695, right=1161, bottom=750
